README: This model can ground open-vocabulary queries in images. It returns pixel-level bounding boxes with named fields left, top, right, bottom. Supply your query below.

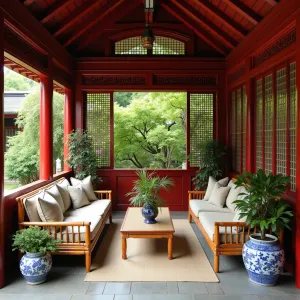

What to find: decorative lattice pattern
left=189, top=94, right=214, bottom=167
left=236, top=89, right=242, bottom=172
left=290, top=62, right=297, bottom=191
left=276, top=68, right=287, bottom=176
left=86, top=94, right=111, bottom=167
left=264, top=74, right=273, bottom=175
left=242, top=86, right=247, bottom=172
left=153, top=36, right=185, bottom=55
left=256, top=79, right=263, bottom=171
left=231, top=92, right=236, bottom=171
left=115, top=37, right=147, bottom=55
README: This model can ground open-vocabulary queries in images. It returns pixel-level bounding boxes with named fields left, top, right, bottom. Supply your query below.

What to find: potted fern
left=234, top=170, right=293, bottom=286
left=12, top=226, right=60, bottom=285
left=127, top=170, right=174, bottom=224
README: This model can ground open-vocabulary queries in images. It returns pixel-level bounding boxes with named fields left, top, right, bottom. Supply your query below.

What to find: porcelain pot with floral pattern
left=20, top=252, right=52, bottom=285
left=242, top=233, right=284, bottom=286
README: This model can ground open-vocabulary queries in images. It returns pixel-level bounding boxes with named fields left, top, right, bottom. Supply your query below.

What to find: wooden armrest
left=94, top=190, right=112, bottom=200
left=214, top=222, right=247, bottom=227
left=188, top=190, right=205, bottom=201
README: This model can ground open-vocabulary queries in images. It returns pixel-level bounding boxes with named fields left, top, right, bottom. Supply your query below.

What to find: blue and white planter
left=242, top=233, right=284, bottom=286
left=20, top=252, right=52, bottom=285
left=141, top=203, right=158, bottom=224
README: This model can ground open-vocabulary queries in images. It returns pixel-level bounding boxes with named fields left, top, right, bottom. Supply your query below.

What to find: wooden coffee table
left=120, top=207, right=175, bottom=260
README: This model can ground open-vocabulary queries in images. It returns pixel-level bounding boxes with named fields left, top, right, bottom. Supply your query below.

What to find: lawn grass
left=4, top=182, right=20, bottom=191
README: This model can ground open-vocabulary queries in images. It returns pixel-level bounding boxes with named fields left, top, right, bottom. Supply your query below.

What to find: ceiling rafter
left=53, top=0, right=100, bottom=38
left=63, top=0, right=126, bottom=47
left=222, top=0, right=262, bottom=25
left=40, top=0, right=74, bottom=25
left=23, top=0, right=35, bottom=6
left=264, top=0, right=278, bottom=7
left=192, top=0, right=247, bottom=39
left=171, top=0, right=237, bottom=49
left=161, top=1, right=228, bottom=55
left=76, top=0, right=142, bottom=51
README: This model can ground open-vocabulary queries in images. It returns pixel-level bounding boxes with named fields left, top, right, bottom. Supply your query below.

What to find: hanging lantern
left=141, top=24, right=155, bottom=49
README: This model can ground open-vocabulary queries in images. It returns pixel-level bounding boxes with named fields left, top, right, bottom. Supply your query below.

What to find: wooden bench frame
left=16, top=177, right=113, bottom=273
left=188, top=190, right=283, bottom=273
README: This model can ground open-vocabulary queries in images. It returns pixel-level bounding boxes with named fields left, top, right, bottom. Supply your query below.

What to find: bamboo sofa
left=16, top=177, right=112, bottom=273
left=188, top=179, right=283, bottom=273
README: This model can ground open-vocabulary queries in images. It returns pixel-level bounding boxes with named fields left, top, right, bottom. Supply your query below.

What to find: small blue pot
left=141, top=203, right=158, bottom=224
left=20, top=252, right=52, bottom=285
left=242, top=233, right=284, bottom=286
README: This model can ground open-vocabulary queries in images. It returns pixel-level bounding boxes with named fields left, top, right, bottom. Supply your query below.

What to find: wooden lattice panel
left=290, top=62, right=297, bottom=191
left=231, top=92, right=236, bottom=171
left=153, top=36, right=185, bottom=55
left=236, top=88, right=242, bottom=173
left=276, top=68, right=287, bottom=176
left=189, top=93, right=214, bottom=167
left=256, top=79, right=263, bottom=171
left=86, top=94, right=111, bottom=167
left=264, top=74, right=273, bottom=175
left=115, top=37, right=147, bottom=55
left=242, top=86, right=247, bottom=172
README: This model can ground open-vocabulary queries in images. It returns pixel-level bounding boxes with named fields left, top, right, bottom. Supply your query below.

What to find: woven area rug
left=85, top=219, right=219, bottom=282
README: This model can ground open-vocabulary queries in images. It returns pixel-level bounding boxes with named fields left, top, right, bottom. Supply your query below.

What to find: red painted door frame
left=64, top=88, right=73, bottom=171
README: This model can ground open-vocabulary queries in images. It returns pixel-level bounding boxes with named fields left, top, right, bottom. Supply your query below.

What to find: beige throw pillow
left=23, top=191, right=45, bottom=222
left=208, top=182, right=231, bottom=208
left=37, top=193, right=63, bottom=222
left=57, top=179, right=71, bottom=211
left=70, top=176, right=97, bottom=201
left=45, top=184, right=65, bottom=213
left=67, top=185, right=90, bottom=209
left=203, top=176, right=229, bottom=201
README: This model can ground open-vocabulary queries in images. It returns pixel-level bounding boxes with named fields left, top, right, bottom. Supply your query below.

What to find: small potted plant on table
left=234, top=169, right=293, bottom=286
left=127, top=169, right=174, bottom=224
left=13, top=226, right=60, bottom=285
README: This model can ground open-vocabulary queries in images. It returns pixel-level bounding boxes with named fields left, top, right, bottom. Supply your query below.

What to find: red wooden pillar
left=0, top=9, right=5, bottom=289
left=64, top=88, right=73, bottom=171
left=40, top=70, right=53, bottom=180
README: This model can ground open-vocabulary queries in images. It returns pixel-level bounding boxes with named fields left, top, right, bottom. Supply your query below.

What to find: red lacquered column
left=64, top=88, right=73, bottom=171
left=39, top=73, right=53, bottom=180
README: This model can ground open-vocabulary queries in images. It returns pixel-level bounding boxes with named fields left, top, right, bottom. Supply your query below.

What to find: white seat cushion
left=65, top=199, right=111, bottom=218
left=199, top=212, right=248, bottom=243
left=189, top=200, right=232, bottom=216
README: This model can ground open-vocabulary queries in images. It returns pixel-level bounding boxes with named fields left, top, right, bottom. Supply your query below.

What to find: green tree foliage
left=5, top=90, right=64, bottom=184
left=114, top=92, right=187, bottom=169
left=4, top=68, right=38, bottom=91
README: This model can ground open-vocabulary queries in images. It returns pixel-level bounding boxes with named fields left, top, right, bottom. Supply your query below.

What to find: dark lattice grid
left=115, top=37, right=147, bottom=55
left=256, top=79, right=263, bottom=171
left=231, top=92, right=236, bottom=171
left=86, top=94, right=111, bottom=167
left=276, top=68, right=287, bottom=176
left=242, top=86, right=247, bottom=172
left=236, top=89, right=242, bottom=172
left=290, top=62, right=297, bottom=191
left=153, top=36, right=185, bottom=55
left=189, top=93, right=214, bottom=167
left=264, top=74, right=273, bottom=175
left=5, top=127, right=17, bottom=152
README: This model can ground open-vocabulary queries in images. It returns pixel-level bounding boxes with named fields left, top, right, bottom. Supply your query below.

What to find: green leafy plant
left=12, top=226, right=60, bottom=253
left=192, top=140, right=227, bottom=190
left=67, top=129, right=101, bottom=185
left=234, top=169, right=293, bottom=240
left=126, top=169, right=174, bottom=210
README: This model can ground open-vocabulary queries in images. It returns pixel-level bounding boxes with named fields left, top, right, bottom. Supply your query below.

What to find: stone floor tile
left=194, top=296, right=258, bottom=300
left=0, top=296, right=72, bottom=300
left=53, top=282, right=91, bottom=294
left=132, top=295, right=193, bottom=300
left=167, top=282, right=178, bottom=293
left=205, top=283, right=224, bottom=295
left=71, top=296, right=113, bottom=300
left=131, top=283, right=167, bottom=294
left=258, top=295, right=299, bottom=300
left=270, top=276, right=300, bottom=295
left=178, top=282, right=208, bottom=294
left=103, top=282, right=131, bottom=294
left=87, top=282, right=106, bottom=294
left=114, top=296, right=133, bottom=300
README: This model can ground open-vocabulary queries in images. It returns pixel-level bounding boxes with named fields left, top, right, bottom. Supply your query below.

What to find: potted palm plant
left=12, top=226, right=60, bottom=285
left=127, top=169, right=174, bottom=224
left=234, top=169, right=293, bottom=286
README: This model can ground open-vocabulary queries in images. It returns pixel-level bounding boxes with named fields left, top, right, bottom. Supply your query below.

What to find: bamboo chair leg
left=188, top=212, right=192, bottom=223
left=85, top=251, right=91, bottom=273
left=109, top=213, right=112, bottom=224
left=214, top=254, right=220, bottom=273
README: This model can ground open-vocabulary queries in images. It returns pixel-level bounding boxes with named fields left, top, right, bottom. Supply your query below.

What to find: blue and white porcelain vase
left=141, top=203, right=158, bottom=224
left=20, top=252, right=52, bottom=285
left=242, top=233, right=284, bottom=286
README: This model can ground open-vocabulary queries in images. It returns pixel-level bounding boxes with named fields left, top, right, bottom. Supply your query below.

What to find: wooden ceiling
left=20, top=0, right=279, bottom=56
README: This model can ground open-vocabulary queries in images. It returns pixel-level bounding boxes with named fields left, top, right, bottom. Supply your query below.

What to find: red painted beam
left=222, top=0, right=262, bottom=25
left=193, top=0, right=247, bottom=39
left=23, top=0, right=35, bottom=6
left=40, top=0, right=73, bottom=25
left=64, top=88, right=73, bottom=171
left=264, top=0, right=278, bottom=7
left=161, top=2, right=228, bottom=55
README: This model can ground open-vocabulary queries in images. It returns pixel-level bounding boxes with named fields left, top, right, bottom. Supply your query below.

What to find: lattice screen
left=153, top=36, right=185, bottom=55
left=290, top=62, right=297, bottom=191
left=236, top=88, right=242, bottom=172
left=242, top=86, right=247, bottom=172
left=115, top=37, right=147, bottom=55
left=256, top=79, right=263, bottom=171
left=231, top=92, right=236, bottom=171
left=189, top=93, right=214, bottom=167
left=276, top=68, right=287, bottom=176
left=86, top=94, right=111, bottom=167
left=264, top=74, right=273, bottom=175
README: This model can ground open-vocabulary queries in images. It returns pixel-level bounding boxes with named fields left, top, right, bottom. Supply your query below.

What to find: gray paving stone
left=258, top=295, right=299, bottom=300
left=71, top=296, right=113, bottom=300
left=178, top=282, right=208, bottom=294
left=0, top=296, right=72, bottom=300
left=205, top=283, right=224, bottom=295
left=87, top=282, right=106, bottom=294
left=131, top=283, right=167, bottom=294
left=194, top=296, right=258, bottom=300
left=132, top=295, right=193, bottom=300
left=167, top=282, right=178, bottom=293
left=53, top=282, right=91, bottom=294
left=270, top=276, right=300, bottom=295
left=103, top=282, right=131, bottom=294
left=114, top=296, right=133, bottom=300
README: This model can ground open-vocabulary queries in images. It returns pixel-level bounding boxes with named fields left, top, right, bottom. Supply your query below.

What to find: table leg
left=168, top=235, right=173, bottom=260
left=122, top=236, right=127, bottom=259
